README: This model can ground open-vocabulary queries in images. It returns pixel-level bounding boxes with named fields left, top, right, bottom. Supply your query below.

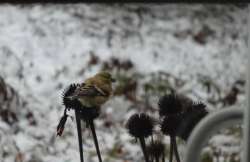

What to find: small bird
left=67, top=71, right=115, bottom=108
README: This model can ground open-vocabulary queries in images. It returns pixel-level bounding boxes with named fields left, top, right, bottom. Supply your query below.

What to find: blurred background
left=0, top=4, right=248, bottom=162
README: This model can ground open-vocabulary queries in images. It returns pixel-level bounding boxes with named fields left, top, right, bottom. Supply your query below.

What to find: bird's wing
left=73, top=84, right=108, bottom=97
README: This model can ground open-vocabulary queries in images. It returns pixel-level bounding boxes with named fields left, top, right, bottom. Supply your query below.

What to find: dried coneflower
left=161, top=115, right=181, bottom=162
left=158, top=93, right=208, bottom=162
left=61, top=83, right=84, bottom=162
left=147, top=140, right=165, bottom=162
left=126, top=113, right=155, bottom=162
left=126, top=113, right=154, bottom=138
left=61, top=88, right=102, bottom=162
left=62, top=83, right=81, bottom=109
left=159, top=93, right=185, bottom=162
left=158, top=93, right=183, bottom=117
left=57, top=83, right=81, bottom=137
left=62, top=83, right=103, bottom=162
left=79, top=107, right=100, bottom=123
left=177, top=101, right=208, bottom=141
left=161, top=114, right=182, bottom=137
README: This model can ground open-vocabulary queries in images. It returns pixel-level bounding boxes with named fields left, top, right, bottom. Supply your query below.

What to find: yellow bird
left=68, top=71, right=115, bottom=108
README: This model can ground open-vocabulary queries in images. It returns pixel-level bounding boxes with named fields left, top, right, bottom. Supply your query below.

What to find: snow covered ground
left=0, top=4, right=247, bottom=162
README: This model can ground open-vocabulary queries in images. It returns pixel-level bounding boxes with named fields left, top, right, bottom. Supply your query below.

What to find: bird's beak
left=111, top=78, right=116, bottom=82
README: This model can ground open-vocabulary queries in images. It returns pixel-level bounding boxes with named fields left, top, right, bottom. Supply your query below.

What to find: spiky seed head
left=189, top=102, right=207, bottom=114
left=147, top=140, right=165, bottom=159
left=79, top=107, right=100, bottom=121
left=176, top=101, right=208, bottom=141
left=62, top=83, right=101, bottom=121
left=126, top=113, right=155, bottom=138
left=158, top=93, right=182, bottom=117
left=161, top=114, right=182, bottom=136
left=62, top=83, right=82, bottom=109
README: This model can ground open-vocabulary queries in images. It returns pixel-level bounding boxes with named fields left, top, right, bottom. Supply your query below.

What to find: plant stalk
left=75, top=110, right=84, bottom=162
left=172, top=137, right=181, bottom=162
left=169, top=136, right=174, bottom=162
left=162, top=151, right=165, bottom=162
left=156, top=157, right=160, bottom=162
left=139, top=137, right=150, bottom=162
left=89, top=119, right=102, bottom=162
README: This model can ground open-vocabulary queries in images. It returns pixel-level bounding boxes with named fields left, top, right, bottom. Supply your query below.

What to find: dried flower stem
left=151, top=135, right=154, bottom=143
left=162, top=151, right=165, bottom=162
left=139, top=137, right=150, bottom=162
left=156, top=156, right=160, bottom=162
left=149, top=156, right=154, bottom=162
left=172, top=137, right=180, bottom=162
left=75, top=109, right=84, bottom=162
left=88, top=119, right=102, bottom=162
left=169, top=137, right=174, bottom=162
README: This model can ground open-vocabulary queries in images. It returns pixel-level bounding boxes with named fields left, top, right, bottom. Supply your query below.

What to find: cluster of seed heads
left=147, top=141, right=165, bottom=160
left=126, top=93, right=208, bottom=162
left=126, top=113, right=155, bottom=138
left=158, top=93, right=208, bottom=140
left=60, top=83, right=208, bottom=162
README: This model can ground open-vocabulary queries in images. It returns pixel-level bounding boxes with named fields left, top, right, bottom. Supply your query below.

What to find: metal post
left=243, top=5, right=250, bottom=162
left=183, top=107, right=243, bottom=162
left=184, top=7, right=249, bottom=162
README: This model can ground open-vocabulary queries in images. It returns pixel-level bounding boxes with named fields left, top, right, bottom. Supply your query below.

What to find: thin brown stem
left=151, top=135, right=154, bottom=143
left=89, top=119, right=102, bottom=162
left=149, top=155, right=154, bottom=162
left=169, top=136, right=174, bottom=162
left=75, top=110, right=84, bottom=162
left=162, top=151, right=165, bottom=162
left=156, top=157, right=160, bottom=162
left=172, top=137, right=181, bottom=162
left=139, top=137, right=150, bottom=162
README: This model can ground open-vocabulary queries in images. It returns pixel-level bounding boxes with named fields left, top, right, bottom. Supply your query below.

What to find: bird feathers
left=66, top=72, right=114, bottom=108
left=73, top=84, right=107, bottom=97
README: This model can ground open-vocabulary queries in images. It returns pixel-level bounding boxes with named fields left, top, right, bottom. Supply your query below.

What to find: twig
left=156, top=156, right=160, bottom=162
left=151, top=135, right=154, bottom=143
left=139, top=137, right=150, bottom=162
left=88, top=119, right=102, bottom=162
left=162, top=151, right=165, bottom=162
left=75, top=110, right=84, bottom=162
left=169, top=137, right=174, bottom=162
left=172, top=137, right=180, bottom=162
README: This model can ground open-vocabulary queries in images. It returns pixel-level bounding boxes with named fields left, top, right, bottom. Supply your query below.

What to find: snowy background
left=0, top=4, right=248, bottom=162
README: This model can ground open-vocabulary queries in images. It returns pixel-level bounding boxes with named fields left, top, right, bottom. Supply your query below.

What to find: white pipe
left=183, top=108, right=243, bottom=162
left=243, top=5, right=250, bottom=162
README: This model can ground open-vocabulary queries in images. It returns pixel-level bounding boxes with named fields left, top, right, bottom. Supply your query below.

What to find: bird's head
left=95, top=71, right=116, bottom=83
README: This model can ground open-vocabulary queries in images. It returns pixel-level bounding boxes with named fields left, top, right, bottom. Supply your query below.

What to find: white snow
left=0, top=4, right=247, bottom=162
